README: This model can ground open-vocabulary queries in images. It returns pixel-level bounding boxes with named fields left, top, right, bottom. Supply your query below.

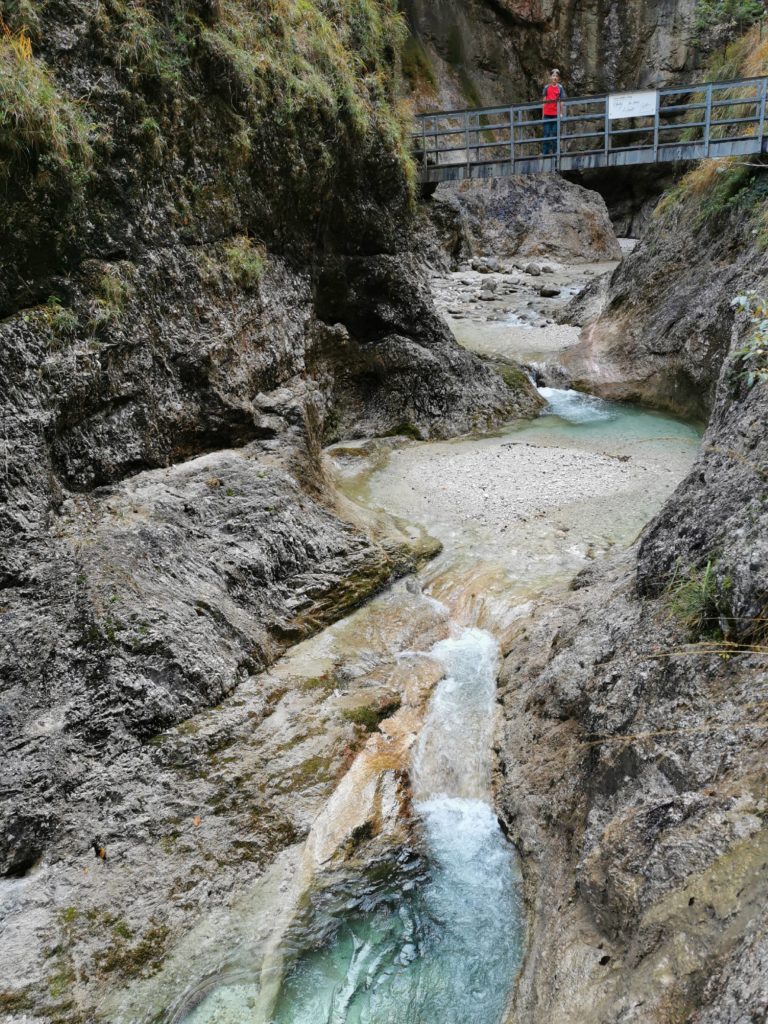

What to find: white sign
left=608, top=90, right=657, bottom=120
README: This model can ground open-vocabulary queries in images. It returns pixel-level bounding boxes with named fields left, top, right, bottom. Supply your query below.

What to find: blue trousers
left=542, top=116, right=558, bottom=156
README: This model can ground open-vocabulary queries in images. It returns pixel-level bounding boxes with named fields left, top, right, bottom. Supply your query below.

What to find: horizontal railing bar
left=711, top=97, right=759, bottom=108
left=416, top=127, right=472, bottom=139
left=609, top=127, right=656, bottom=136
left=468, top=140, right=515, bottom=151
left=658, top=120, right=707, bottom=130
left=422, top=144, right=477, bottom=154
left=561, top=112, right=608, bottom=124
left=659, top=102, right=707, bottom=112
left=467, top=121, right=513, bottom=132
left=561, top=129, right=609, bottom=141
left=711, top=115, right=759, bottom=126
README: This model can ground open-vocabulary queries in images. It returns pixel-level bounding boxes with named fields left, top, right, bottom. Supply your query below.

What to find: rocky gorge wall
left=0, top=0, right=541, bottom=906
left=402, top=0, right=699, bottom=111
left=496, top=157, right=768, bottom=1021
left=560, top=159, right=768, bottom=420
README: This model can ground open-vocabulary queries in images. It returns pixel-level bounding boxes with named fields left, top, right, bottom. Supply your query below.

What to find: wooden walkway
left=413, top=76, right=768, bottom=182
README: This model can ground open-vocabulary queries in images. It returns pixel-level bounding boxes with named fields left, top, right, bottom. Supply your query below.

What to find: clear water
left=182, top=631, right=523, bottom=1024
left=268, top=630, right=523, bottom=1024
left=538, top=386, right=617, bottom=424
left=173, top=388, right=700, bottom=1024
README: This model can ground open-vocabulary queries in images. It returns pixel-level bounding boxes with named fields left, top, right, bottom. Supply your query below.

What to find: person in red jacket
left=541, top=69, right=566, bottom=156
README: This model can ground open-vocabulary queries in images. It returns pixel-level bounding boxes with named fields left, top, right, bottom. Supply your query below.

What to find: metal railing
left=413, top=76, right=768, bottom=182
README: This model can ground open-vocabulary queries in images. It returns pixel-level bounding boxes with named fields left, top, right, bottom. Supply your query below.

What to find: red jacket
left=542, top=83, right=565, bottom=117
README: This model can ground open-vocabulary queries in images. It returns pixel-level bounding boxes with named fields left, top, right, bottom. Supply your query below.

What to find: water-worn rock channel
left=168, top=261, right=701, bottom=1024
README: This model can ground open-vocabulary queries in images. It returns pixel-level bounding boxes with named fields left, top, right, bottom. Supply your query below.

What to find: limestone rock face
left=425, top=175, right=621, bottom=264
left=495, top=168, right=768, bottom=1024
left=403, top=0, right=698, bottom=110
left=559, top=181, right=768, bottom=421
left=498, top=336, right=768, bottom=1021
left=0, top=239, right=536, bottom=879
left=498, top=545, right=768, bottom=1024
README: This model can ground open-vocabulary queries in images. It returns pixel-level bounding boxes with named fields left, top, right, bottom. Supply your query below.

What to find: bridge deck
left=413, top=77, right=768, bottom=182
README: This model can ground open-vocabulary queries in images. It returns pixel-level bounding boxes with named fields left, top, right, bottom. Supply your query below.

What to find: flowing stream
left=267, top=630, right=522, bottom=1024
left=176, top=386, right=700, bottom=1024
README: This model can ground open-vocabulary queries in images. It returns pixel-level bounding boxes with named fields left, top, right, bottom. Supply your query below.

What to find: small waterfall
left=411, top=628, right=498, bottom=803
left=538, top=386, right=617, bottom=423
left=267, top=627, right=523, bottom=1024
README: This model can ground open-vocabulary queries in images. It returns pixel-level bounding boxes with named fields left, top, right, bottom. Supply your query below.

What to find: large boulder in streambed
left=424, top=176, right=622, bottom=265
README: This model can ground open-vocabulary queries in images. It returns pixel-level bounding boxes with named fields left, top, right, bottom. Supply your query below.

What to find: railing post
left=704, top=83, right=713, bottom=157
left=556, top=104, right=562, bottom=170
left=464, top=109, right=470, bottom=180
left=759, top=78, right=767, bottom=153
left=512, top=107, right=518, bottom=174
left=604, top=96, right=610, bottom=166
left=653, top=90, right=660, bottom=162
left=421, top=116, right=427, bottom=170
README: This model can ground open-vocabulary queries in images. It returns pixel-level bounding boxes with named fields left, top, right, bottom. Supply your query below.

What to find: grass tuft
left=0, top=15, right=93, bottom=189
left=664, top=559, right=730, bottom=639
left=223, top=236, right=266, bottom=288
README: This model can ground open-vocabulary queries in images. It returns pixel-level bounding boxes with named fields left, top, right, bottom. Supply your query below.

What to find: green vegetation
left=195, top=0, right=411, bottom=160
left=43, top=295, right=78, bottom=336
left=0, top=988, right=36, bottom=1013
left=664, top=559, right=730, bottom=639
left=446, top=24, right=463, bottom=65
left=494, top=361, right=530, bottom=392
left=695, top=0, right=765, bottom=49
left=655, top=19, right=768, bottom=225
left=0, top=16, right=93, bottom=189
left=92, top=920, right=170, bottom=979
left=401, top=35, right=436, bottom=92
left=87, top=264, right=136, bottom=329
left=223, top=235, right=266, bottom=289
left=387, top=421, right=422, bottom=440
left=300, top=673, right=336, bottom=692
left=1, top=0, right=418, bottom=315
left=731, top=293, right=768, bottom=387
left=342, top=696, right=401, bottom=732
left=109, top=0, right=190, bottom=88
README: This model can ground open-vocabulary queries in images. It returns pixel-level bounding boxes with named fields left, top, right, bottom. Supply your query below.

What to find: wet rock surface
left=1, top=242, right=528, bottom=880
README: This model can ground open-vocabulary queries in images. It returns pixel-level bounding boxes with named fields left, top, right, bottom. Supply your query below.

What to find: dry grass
left=0, top=13, right=93, bottom=185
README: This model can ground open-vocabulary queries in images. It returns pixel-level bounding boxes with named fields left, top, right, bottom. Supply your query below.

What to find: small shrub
left=137, top=116, right=164, bottom=161
left=342, top=697, right=401, bottom=732
left=88, top=265, right=136, bottom=329
left=113, top=2, right=187, bottom=88
left=731, top=293, right=768, bottom=387
left=694, top=162, right=754, bottom=226
left=223, top=235, right=266, bottom=289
